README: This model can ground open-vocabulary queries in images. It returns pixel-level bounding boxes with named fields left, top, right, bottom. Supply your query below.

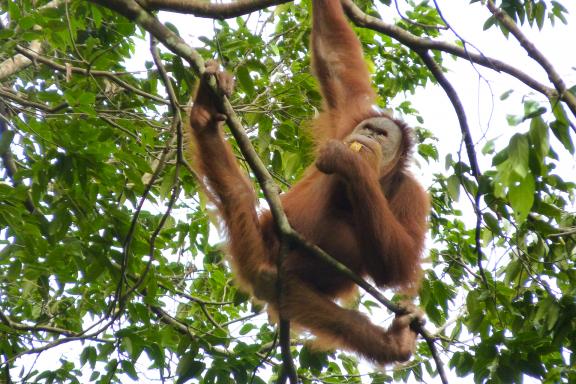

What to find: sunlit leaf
left=508, top=174, right=535, bottom=223
left=508, top=134, right=529, bottom=177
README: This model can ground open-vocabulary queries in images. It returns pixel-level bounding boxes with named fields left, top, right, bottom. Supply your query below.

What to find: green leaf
left=483, top=15, right=497, bottom=30
left=508, top=174, right=535, bottom=223
left=450, top=351, right=474, bottom=376
left=523, top=106, right=546, bottom=121
left=121, top=360, right=139, bottom=380
left=236, top=65, right=255, bottom=96
left=80, top=346, right=97, bottom=369
left=299, top=346, right=329, bottom=373
left=500, top=89, right=513, bottom=100
left=239, top=323, right=256, bottom=335
left=0, top=129, right=15, bottom=155
left=529, top=116, right=549, bottom=160
left=483, top=212, right=501, bottom=234
left=535, top=1, right=546, bottom=29
left=447, top=174, right=460, bottom=201
left=508, top=134, right=529, bottom=177
left=550, top=103, right=574, bottom=153
left=176, top=353, right=206, bottom=384
left=496, top=358, right=516, bottom=382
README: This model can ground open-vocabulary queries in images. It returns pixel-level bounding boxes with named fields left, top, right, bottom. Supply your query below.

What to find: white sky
left=405, top=1, right=576, bottom=179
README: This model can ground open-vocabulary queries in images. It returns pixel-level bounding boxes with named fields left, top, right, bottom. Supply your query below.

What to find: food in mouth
left=349, top=141, right=363, bottom=152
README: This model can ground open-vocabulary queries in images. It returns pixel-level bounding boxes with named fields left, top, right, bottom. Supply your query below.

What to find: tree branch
left=0, top=0, right=66, bottom=81
left=90, top=1, right=300, bottom=380
left=340, top=0, right=572, bottom=110
left=0, top=41, right=43, bottom=81
left=137, top=0, right=291, bottom=18
left=14, top=45, right=168, bottom=104
left=123, top=36, right=184, bottom=301
left=114, top=0, right=575, bottom=119
left=486, top=0, right=576, bottom=118
left=416, top=51, right=481, bottom=180
left=277, top=319, right=298, bottom=384
left=0, top=107, right=38, bottom=214
left=0, top=86, right=68, bottom=113
left=284, top=231, right=448, bottom=384
left=0, top=311, right=79, bottom=337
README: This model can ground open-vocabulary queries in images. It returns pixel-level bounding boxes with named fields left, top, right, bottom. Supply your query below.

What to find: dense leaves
left=0, top=0, right=574, bottom=383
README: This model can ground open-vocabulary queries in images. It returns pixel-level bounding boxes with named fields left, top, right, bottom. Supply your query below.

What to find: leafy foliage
left=0, top=0, right=574, bottom=383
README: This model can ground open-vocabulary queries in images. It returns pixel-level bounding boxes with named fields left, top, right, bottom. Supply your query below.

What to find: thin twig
left=14, top=45, right=168, bottom=104
left=393, top=0, right=447, bottom=30
left=416, top=51, right=488, bottom=296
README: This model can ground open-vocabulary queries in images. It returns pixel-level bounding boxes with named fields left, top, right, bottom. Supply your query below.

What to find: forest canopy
left=0, top=0, right=574, bottom=383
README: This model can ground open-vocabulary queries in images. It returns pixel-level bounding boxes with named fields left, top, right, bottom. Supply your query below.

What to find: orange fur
left=188, top=0, right=428, bottom=364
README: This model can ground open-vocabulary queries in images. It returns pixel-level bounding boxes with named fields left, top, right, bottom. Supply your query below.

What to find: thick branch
left=90, top=0, right=205, bottom=74
left=341, top=0, right=566, bottom=105
left=486, top=0, right=576, bottom=118
left=90, top=0, right=290, bottom=249
left=413, top=51, right=490, bottom=292
left=138, top=0, right=291, bottom=18
left=0, top=0, right=66, bottom=81
left=91, top=0, right=299, bottom=378
left=278, top=319, right=298, bottom=384
left=0, top=41, right=42, bottom=81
